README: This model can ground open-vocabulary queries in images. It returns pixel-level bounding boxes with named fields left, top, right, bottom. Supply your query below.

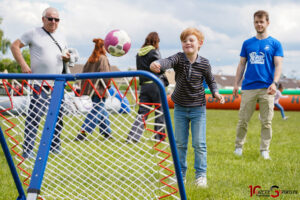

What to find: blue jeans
left=174, top=104, right=207, bottom=179
left=274, top=103, right=285, bottom=118
left=81, top=95, right=111, bottom=136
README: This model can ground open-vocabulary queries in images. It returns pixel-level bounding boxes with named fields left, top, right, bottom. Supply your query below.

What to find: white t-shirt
left=20, top=27, right=68, bottom=74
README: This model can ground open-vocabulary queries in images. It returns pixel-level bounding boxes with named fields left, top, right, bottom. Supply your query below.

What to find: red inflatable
left=167, top=94, right=300, bottom=111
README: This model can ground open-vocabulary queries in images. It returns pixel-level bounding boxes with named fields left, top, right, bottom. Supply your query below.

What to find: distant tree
left=0, top=17, right=11, bottom=55
left=0, top=58, right=20, bottom=73
left=22, top=48, right=30, bottom=66
left=0, top=17, right=30, bottom=73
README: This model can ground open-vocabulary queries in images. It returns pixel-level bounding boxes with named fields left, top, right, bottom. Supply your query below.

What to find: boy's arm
left=150, top=53, right=180, bottom=73
left=204, top=65, right=225, bottom=104
left=204, top=63, right=218, bottom=97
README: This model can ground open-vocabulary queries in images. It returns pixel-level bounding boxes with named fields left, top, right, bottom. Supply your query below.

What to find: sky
left=0, top=0, right=300, bottom=78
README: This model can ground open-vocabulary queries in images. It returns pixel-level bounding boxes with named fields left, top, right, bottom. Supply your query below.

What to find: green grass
left=1, top=109, right=300, bottom=200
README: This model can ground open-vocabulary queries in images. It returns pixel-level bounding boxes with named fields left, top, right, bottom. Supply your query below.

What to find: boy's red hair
left=180, top=27, right=204, bottom=42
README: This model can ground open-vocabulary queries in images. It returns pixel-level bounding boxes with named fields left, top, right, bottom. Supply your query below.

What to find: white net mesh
left=0, top=77, right=180, bottom=200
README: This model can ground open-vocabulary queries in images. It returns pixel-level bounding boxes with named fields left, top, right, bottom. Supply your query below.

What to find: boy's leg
left=190, top=106, right=206, bottom=179
left=174, top=104, right=189, bottom=178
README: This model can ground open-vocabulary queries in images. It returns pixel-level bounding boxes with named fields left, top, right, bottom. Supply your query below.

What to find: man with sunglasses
left=11, top=7, right=70, bottom=159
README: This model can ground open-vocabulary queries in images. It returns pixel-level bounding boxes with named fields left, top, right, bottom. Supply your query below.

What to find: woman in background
left=126, top=32, right=168, bottom=143
left=75, top=38, right=112, bottom=141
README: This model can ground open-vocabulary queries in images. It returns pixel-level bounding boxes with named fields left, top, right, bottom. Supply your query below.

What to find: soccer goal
left=0, top=71, right=186, bottom=200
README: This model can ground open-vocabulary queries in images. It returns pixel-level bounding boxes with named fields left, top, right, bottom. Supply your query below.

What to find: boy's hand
left=215, top=93, right=225, bottom=104
left=150, top=62, right=161, bottom=73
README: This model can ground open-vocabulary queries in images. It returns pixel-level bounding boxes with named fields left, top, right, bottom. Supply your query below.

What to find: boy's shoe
left=261, top=151, right=271, bottom=160
left=126, top=135, right=139, bottom=144
left=195, top=176, right=207, bottom=188
left=74, top=132, right=87, bottom=141
left=234, top=148, right=243, bottom=156
left=283, top=116, right=289, bottom=120
left=50, top=148, right=61, bottom=155
left=22, top=151, right=35, bottom=160
left=103, top=133, right=113, bottom=140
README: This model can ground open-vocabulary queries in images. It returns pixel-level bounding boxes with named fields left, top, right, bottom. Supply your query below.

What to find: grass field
left=1, top=109, right=299, bottom=200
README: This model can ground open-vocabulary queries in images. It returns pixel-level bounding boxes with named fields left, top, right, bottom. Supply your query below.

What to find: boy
left=150, top=27, right=224, bottom=187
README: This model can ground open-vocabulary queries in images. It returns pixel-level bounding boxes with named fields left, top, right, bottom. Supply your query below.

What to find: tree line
left=0, top=17, right=30, bottom=74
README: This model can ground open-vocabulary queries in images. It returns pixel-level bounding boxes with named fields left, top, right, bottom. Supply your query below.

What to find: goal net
left=0, top=71, right=186, bottom=200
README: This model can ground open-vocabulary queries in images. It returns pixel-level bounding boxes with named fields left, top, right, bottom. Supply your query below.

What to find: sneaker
left=182, top=176, right=186, bottom=184
left=154, top=134, right=165, bottom=141
left=283, top=116, right=289, bottom=120
left=74, top=132, right=87, bottom=141
left=50, top=148, right=61, bottom=155
left=195, top=176, right=207, bottom=188
left=22, top=151, right=35, bottom=160
left=125, top=138, right=139, bottom=144
left=261, top=151, right=271, bottom=160
left=103, top=133, right=113, bottom=140
left=234, top=148, right=243, bottom=156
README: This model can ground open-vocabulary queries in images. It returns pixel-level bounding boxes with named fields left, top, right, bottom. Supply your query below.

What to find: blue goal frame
left=0, top=71, right=187, bottom=200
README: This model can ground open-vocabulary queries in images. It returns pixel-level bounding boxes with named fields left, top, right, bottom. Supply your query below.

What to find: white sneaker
left=195, top=176, right=207, bottom=188
left=261, top=151, right=271, bottom=160
left=234, top=148, right=243, bottom=156
left=283, top=116, right=289, bottom=120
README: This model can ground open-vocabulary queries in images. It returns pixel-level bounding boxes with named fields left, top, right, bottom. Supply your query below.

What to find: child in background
left=150, top=27, right=224, bottom=188
left=274, top=83, right=289, bottom=120
left=126, top=32, right=167, bottom=143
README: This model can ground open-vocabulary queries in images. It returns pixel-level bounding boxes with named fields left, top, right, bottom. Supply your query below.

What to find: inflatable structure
left=168, top=89, right=300, bottom=111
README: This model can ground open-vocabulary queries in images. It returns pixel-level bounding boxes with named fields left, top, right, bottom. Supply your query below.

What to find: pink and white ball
left=104, top=30, right=131, bottom=57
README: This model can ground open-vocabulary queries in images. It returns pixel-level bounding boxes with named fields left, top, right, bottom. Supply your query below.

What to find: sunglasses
left=45, top=17, right=60, bottom=22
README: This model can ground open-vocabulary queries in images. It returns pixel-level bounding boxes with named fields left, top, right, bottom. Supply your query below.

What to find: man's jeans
left=23, top=85, right=63, bottom=156
left=81, top=95, right=111, bottom=136
left=174, top=104, right=207, bottom=179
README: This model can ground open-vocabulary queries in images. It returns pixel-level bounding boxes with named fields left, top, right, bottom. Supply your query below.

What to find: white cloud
left=1, top=0, right=299, bottom=79
left=0, top=0, right=49, bottom=39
